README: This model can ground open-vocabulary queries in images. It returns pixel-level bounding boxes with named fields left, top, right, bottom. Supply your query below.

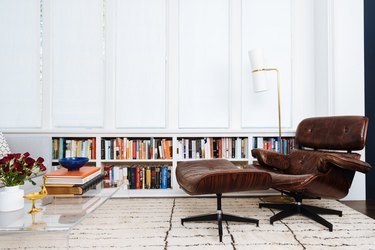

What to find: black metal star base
left=181, top=194, right=259, bottom=242
left=259, top=196, right=342, bottom=231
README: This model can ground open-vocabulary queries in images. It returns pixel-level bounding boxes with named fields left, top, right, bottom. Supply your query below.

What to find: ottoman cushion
left=176, top=159, right=272, bottom=195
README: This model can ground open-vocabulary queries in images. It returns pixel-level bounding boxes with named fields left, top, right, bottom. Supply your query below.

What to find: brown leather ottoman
left=176, top=159, right=272, bottom=242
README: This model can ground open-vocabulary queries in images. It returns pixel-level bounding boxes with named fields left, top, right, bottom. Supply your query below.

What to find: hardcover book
left=155, top=167, right=160, bottom=189
left=136, top=167, right=141, bottom=189
left=44, top=167, right=101, bottom=185
left=161, top=166, right=168, bottom=189
left=146, top=167, right=151, bottom=189
left=151, top=167, right=156, bottom=189
left=129, top=167, right=136, bottom=189
left=45, top=174, right=104, bottom=195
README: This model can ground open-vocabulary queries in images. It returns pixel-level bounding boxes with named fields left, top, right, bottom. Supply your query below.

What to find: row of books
left=51, top=136, right=293, bottom=162
left=176, top=137, right=249, bottom=159
left=44, top=167, right=103, bottom=195
left=101, top=138, right=172, bottom=160
left=104, top=165, right=171, bottom=190
left=52, top=138, right=96, bottom=160
left=252, top=137, right=296, bottom=155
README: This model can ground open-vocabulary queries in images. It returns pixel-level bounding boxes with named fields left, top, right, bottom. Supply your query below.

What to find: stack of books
left=44, top=167, right=103, bottom=195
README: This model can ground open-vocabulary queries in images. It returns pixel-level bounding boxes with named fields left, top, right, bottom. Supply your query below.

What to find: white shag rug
left=1, top=197, right=375, bottom=249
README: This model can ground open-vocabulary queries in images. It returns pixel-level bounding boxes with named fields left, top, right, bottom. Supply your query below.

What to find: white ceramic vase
left=0, top=185, right=24, bottom=212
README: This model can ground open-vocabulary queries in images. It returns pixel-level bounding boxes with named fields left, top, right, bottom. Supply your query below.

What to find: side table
left=0, top=181, right=121, bottom=249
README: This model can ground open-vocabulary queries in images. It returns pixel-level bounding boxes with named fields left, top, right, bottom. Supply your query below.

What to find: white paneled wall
left=50, top=0, right=104, bottom=127
left=0, top=0, right=41, bottom=128
left=0, top=0, right=367, bottom=199
left=115, top=0, right=166, bottom=128
left=178, top=0, right=230, bottom=128
left=0, top=0, right=304, bottom=131
left=0, top=0, right=364, bottom=133
left=241, top=0, right=292, bottom=129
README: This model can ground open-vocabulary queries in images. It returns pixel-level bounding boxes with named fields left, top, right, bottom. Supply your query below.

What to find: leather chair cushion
left=295, top=116, right=368, bottom=151
left=287, top=149, right=362, bottom=175
left=248, top=164, right=317, bottom=191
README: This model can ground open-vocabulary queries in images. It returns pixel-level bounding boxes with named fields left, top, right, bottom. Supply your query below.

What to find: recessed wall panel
left=52, top=0, right=104, bottom=127
left=0, top=0, right=41, bottom=128
left=178, top=0, right=230, bottom=128
left=115, top=0, right=166, bottom=128
left=241, top=0, right=292, bottom=128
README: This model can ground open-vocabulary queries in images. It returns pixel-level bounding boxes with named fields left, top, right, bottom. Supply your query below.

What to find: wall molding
left=241, top=0, right=294, bottom=130
left=327, top=0, right=334, bottom=115
left=177, top=0, right=231, bottom=129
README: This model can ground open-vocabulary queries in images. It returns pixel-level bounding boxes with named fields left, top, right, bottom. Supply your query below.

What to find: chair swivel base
left=259, top=202, right=342, bottom=231
left=181, top=194, right=259, bottom=242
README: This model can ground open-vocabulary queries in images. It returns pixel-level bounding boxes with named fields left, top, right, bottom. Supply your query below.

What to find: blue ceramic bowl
left=59, top=157, right=89, bottom=171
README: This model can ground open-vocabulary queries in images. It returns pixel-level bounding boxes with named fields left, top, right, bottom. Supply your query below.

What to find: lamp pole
left=252, top=68, right=282, bottom=153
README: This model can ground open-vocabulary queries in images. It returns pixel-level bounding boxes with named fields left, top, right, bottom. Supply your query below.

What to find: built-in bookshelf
left=3, top=132, right=295, bottom=197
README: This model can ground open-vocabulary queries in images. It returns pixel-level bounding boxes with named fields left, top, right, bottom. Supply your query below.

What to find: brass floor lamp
left=248, top=49, right=282, bottom=152
left=248, top=49, right=292, bottom=203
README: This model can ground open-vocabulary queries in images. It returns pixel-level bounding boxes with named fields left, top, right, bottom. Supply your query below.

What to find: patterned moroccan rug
left=2, top=197, right=375, bottom=249
left=70, top=197, right=375, bottom=250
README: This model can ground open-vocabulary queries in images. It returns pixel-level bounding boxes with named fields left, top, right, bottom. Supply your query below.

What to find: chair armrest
left=251, top=148, right=289, bottom=170
left=320, top=154, right=372, bottom=174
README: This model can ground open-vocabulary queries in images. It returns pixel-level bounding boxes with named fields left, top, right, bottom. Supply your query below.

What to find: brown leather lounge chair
left=251, top=116, right=372, bottom=231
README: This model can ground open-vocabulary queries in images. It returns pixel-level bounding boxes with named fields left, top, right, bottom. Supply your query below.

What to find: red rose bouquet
left=0, top=152, right=46, bottom=186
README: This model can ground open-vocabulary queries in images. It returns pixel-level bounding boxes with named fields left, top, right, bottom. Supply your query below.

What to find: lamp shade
left=248, top=49, right=266, bottom=71
left=248, top=49, right=268, bottom=92
left=252, top=72, right=268, bottom=92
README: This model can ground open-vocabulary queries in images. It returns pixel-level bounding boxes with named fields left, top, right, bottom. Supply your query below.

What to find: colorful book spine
left=161, top=167, right=168, bottom=189
left=146, top=167, right=151, bottom=189
left=155, top=167, right=160, bottom=189
left=151, top=167, right=156, bottom=189
left=136, top=167, right=141, bottom=189
left=129, top=167, right=136, bottom=189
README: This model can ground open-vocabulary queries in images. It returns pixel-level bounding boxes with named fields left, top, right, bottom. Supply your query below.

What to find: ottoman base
left=181, top=193, right=259, bottom=242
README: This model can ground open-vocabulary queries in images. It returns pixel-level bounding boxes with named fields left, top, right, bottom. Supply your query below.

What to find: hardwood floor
left=340, top=200, right=375, bottom=219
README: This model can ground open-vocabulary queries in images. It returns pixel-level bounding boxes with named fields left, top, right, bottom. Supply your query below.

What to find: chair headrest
left=295, top=116, right=368, bottom=151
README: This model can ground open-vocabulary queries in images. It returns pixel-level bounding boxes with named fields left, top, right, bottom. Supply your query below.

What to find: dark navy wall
left=365, top=0, right=375, bottom=200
